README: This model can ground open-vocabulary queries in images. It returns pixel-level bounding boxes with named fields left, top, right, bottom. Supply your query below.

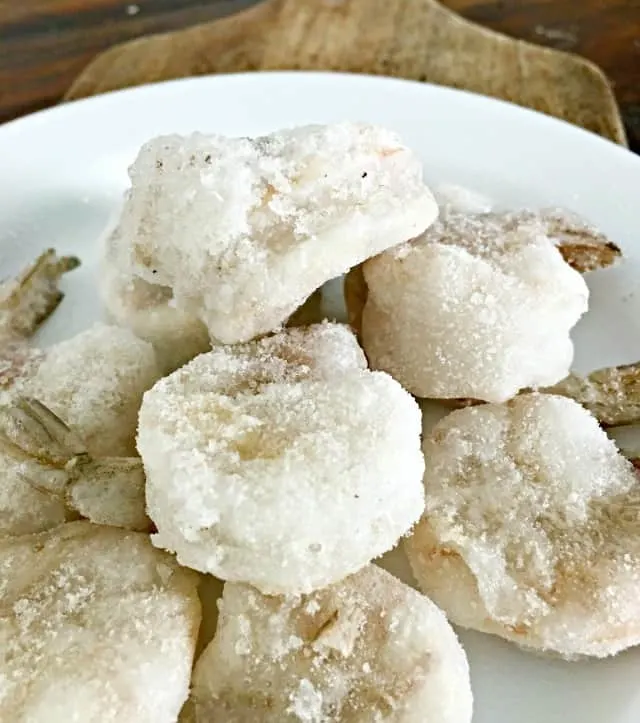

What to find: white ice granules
left=406, top=393, right=640, bottom=658
left=118, top=123, right=437, bottom=343
left=23, top=323, right=161, bottom=457
left=138, top=323, right=425, bottom=595
left=0, top=324, right=161, bottom=537
left=356, top=209, right=589, bottom=402
left=0, top=521, right=200, bottom=723
left=101, top=223, right=211, bottom=374
left=191, top=565, right=472, bottom=722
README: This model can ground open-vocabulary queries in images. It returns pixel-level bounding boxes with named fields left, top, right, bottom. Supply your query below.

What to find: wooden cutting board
left=65, top=0, right=626, bottom=146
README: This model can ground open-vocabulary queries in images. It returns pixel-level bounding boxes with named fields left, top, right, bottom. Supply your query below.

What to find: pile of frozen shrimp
left=2, top=122, right=640, bottom=723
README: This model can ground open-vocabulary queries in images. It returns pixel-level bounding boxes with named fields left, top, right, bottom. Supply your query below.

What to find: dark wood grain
left=1, top=0, right=639, bottom=151
left=0, top=1, right=258, bottom=121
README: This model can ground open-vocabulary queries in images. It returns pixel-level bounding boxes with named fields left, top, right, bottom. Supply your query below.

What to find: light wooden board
left=65, top=0, right=626, bottom=144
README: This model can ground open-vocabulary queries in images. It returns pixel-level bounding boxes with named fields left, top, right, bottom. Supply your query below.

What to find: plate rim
left=1, top=70, right=637, bottom=168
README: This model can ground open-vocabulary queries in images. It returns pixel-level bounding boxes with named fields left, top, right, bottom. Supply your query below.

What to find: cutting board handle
left=65, top=0, right=626, bottom=145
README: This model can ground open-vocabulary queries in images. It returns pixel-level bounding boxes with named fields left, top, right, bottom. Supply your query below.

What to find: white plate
left=2, top=71, right=640, bottom=723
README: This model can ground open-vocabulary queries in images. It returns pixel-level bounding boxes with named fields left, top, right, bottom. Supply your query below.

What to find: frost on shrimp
left=20, top=322, right=162, bottom=457
left=1, top=250, right=162, bottom=456
left=493, top=207, right=621, bottom=273
left=345, top=204, right=619, bottom=344
left=346, top=202, right=621, bottom=404
left=191, top=565, right=472, bottom=723
left=0, top=520, right=201, bottom=723
left=0, top=324, right=160, bottom=535
left=139, top=323, right=426, bottom=595
left=0, top=251, right=81, bottom=534
left=430, top=187, right=621, bottom=273
left=347, top=207, right=590, bottom=403
left=101, top=224, right=211, bottom=374
left=0, top=396, right=150, bottom=534
left=405, top=393, right=640, bottom=659
left=102, top=223, right=329, bottom=373
left=434, top=360, right=640, bottom=427
left=0, top=252, right=161, bottom=535
left=118, top=123, right=437, bottom=344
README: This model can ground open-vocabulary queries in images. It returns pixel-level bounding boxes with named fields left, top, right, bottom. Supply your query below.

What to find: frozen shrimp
left=138, top=323, right=425, bottom=594
left=191, top=564, right=472, bottom=723
left=0, top=520, right=201, bottom=722
left=346, top=208, right=590, bottom=403
left=118, top=123, right=437, bottom=344
left=405, top=393, right=640, bottom=659
left=101, top=223, right=211, bottom=374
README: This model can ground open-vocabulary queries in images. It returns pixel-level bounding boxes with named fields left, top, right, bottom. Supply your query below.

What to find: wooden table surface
left=1, top=0, right=639, bottom=151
